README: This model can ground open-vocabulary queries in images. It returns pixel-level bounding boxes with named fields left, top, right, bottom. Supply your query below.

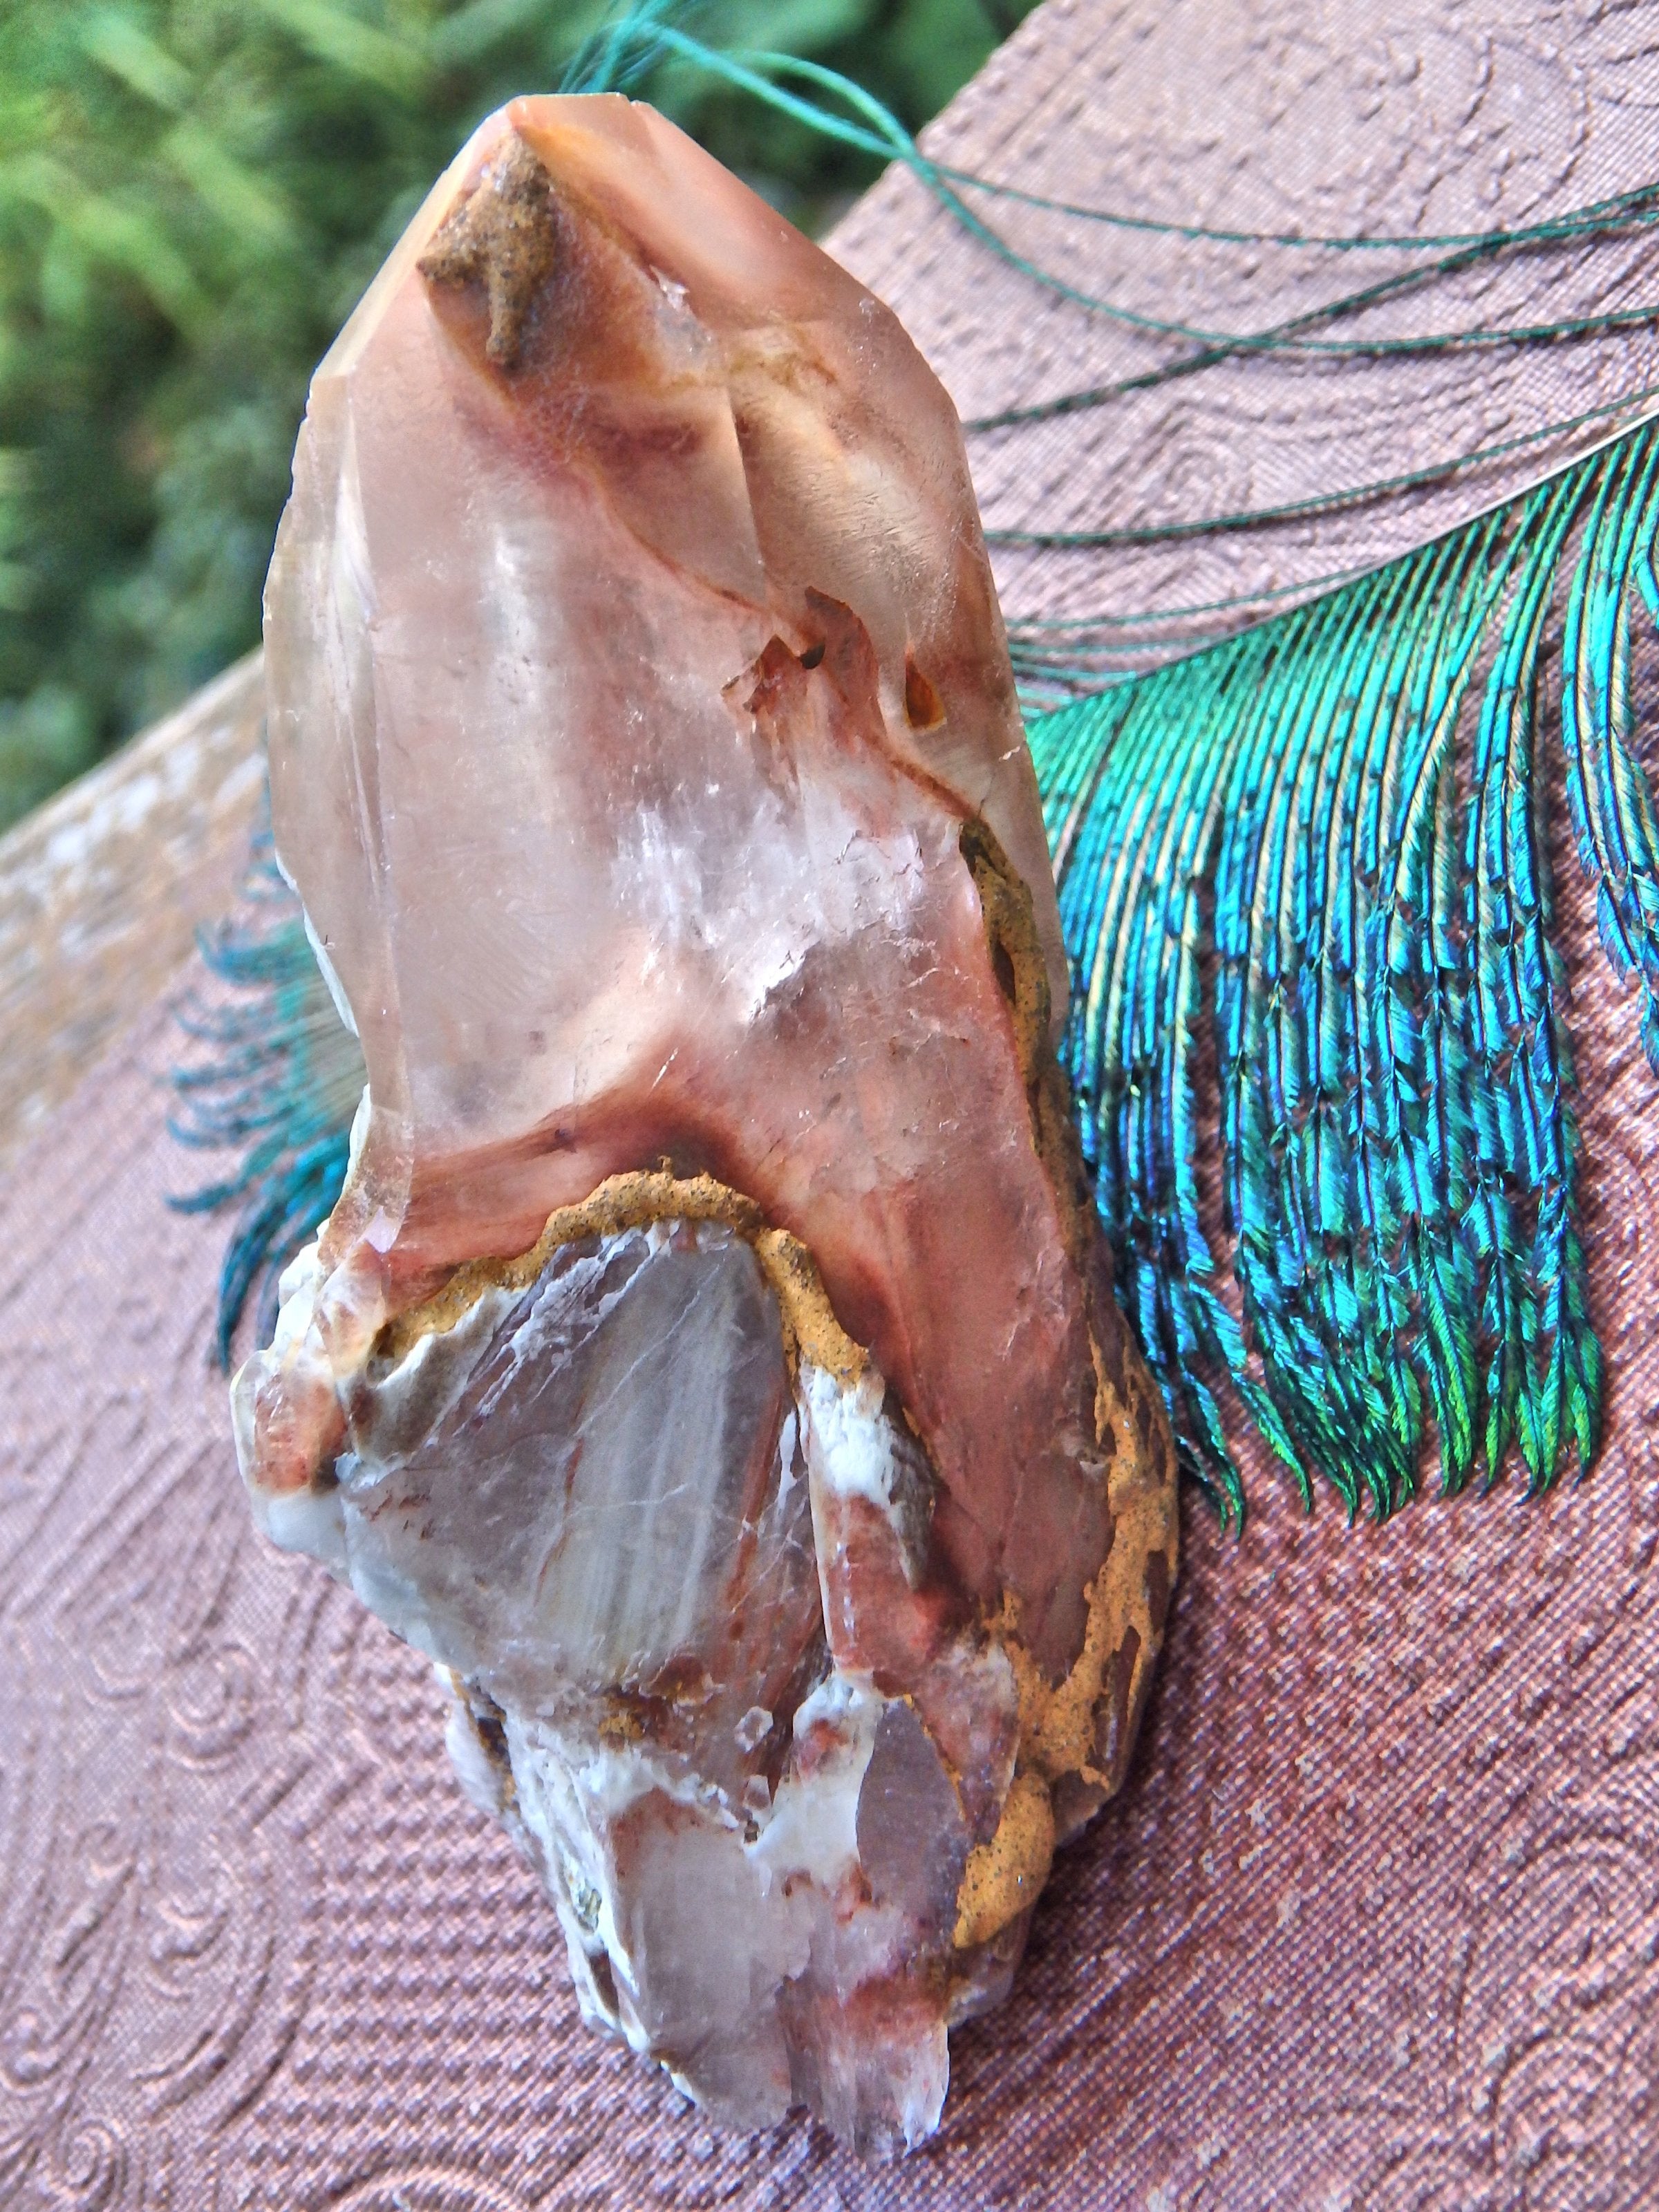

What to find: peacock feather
left=169, top=814, right=362, bottom=1365
left=172, top=14, right=1659, bottom=1528
left=1033, top=423, right=1659, bottom=1524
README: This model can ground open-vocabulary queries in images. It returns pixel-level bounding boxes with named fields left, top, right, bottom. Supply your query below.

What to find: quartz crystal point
left=235, top=93, right=1179, bottom=2155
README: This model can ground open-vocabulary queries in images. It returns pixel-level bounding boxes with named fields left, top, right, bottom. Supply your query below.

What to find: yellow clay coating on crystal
left=380, top=1166, right=867, bottom=1389
left=952, top=1772, right=1057, bottom=1951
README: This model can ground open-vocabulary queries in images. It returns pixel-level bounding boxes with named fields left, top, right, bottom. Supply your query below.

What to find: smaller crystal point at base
left=238, top=1183, right=1176, bottom=2153
left=243, top=1203, right=1026, bottom=2149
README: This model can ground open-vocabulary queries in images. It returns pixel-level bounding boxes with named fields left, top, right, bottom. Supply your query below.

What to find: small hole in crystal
left=991, top=937, right=1018, bottom=1004
left=799, top=641, right=825, bottom=670
left=905, top=657, right=945, bottom=729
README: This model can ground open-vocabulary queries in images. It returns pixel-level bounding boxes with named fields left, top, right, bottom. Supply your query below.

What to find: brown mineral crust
left=418, top=133, right=561, bottom=368
left=377, top=1165, right=865, bottom=1385
left=952, top=1771, right=1057, bottom=1951
left=953, top=1390, right=1180, bottom=1946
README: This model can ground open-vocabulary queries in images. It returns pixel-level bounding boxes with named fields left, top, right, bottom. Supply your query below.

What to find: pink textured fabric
left=4, top=3, right=1659, bottom=2204
left=829, top=0, right=1659, bottom=668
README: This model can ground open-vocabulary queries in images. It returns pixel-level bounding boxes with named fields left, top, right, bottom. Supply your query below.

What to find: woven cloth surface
left=4, top=3, right=1659, bottom=2206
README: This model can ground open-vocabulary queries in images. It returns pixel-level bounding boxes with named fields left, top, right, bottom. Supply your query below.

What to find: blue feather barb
left=170, top=816, right=361, bottom=1366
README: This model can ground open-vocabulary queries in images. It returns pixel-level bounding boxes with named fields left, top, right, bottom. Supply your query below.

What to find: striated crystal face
left=302, top=1219, right=820, bottom=1721
left=235, top=93, right=1180, bottom=2155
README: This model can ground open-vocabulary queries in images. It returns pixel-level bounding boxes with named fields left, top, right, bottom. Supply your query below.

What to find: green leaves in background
left=0, top=0, right=1030, bottom=832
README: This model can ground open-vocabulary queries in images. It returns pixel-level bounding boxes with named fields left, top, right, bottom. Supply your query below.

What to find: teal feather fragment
left=1562, top=435, right=1659, bottom=1062
left=169, top=814, right=365, bottom=1364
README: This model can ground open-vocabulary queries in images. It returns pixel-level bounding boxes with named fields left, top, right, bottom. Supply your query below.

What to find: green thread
left=986, top=382, right=1659, bottom=550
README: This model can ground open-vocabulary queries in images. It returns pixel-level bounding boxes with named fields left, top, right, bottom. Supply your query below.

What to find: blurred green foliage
left=0, top=0, right=1031, bottom=832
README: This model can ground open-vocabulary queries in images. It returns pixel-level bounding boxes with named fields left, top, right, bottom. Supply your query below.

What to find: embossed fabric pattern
left=834, top=0, right=1659, bottom=671
left=6, top=3, right=1659, bottom=2206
